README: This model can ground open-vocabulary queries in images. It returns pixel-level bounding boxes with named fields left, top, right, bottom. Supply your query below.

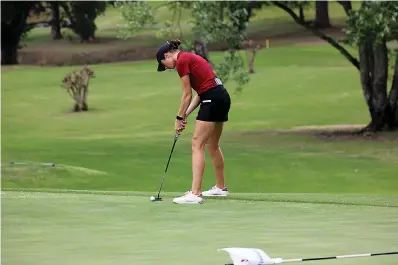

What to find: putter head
left=150, top=195, right=163, bottom=202
left=219, top=247, right=282, bottom=265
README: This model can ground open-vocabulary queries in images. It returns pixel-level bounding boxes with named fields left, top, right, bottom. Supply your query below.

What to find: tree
left=270, top=1, right=398, bottom=131
left=189, top=1, right=251, bottom=93
left=50, top=1, right=62, bottom=40
left=345, top=1, right=398, bottom=131
left=315, top=1, right=331, bottom=28
left=59, top=1, right=107, bottom=42
left=1, top=1, right=36, bottom=65
left=117, top=1, right=256, bottom=93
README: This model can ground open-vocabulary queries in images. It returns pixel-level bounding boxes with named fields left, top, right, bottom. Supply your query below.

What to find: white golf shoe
left=202, top=186, right=229, bottom=197
left=172, top=190, right=203, bottom=204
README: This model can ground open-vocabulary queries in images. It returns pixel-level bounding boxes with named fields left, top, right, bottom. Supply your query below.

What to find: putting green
left=2, top=191, right=398, bottom=265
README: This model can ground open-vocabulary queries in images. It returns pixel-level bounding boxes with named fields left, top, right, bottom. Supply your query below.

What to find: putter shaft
left=284, top=251, right=398, bottom=263
left=156, top=134, right=179, bottom=199
left=225, top=251, right=398, bottom=265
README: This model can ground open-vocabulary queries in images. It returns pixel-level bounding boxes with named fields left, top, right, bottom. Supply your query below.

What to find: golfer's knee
left=192, top=135, right=205, bottom=151
left=206, top=143, right=219, bottom=154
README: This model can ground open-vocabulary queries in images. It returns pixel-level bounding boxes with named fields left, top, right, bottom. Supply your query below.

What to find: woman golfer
left=156, top=39, right=231, bottom=204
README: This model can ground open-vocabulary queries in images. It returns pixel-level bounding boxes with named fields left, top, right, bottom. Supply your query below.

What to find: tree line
left=1, top=1, right=109, bottom=64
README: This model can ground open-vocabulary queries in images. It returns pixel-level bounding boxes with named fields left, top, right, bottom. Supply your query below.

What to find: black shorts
left=196, top=85, right=231, bottom=122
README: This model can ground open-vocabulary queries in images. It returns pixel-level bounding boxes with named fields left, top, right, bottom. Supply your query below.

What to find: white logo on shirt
left=214, top=77, right=222, bottom=85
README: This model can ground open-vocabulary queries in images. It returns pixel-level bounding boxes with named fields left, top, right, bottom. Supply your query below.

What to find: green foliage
left=215, top=51, right=249, bottom=94
left=116, top=1, right=155, bottom=40
left=116, top=1, right=194, bottom=50
left=189, top=2, right=246, bottom=49
left=61, top=1, right=107, bottom=41
left=345, top=1, right=398, bottom=46
left=155, top=2, right=193, bottom=50
left=1, top=2, right=37, bottom=44
left=189, top=1, right=251, bottom=93
left=117, top=0, right=251, bottom=93
left=1, top=1, right=38, bottom=64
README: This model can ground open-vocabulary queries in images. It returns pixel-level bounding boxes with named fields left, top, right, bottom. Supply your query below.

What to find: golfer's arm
left=177, top=75, right=192, bottom=118
left=185, top=95, right=200, bottom=117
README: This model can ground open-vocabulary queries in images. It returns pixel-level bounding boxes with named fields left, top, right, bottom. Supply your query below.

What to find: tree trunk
left=370, top=41, right=389, bottom=130
left=271, top=1, right=359, bottom=70
left=315, top=1, right=331, bottom=29
left=1, top=42, right=19, bottom=65
left=299, top=7, right=305, bottom=21
left=359, top=39, right=374, bottom=123
left=246, top=6, right=253, bottom=23
left=194, top=39, right=213, bottom=67
left=337, top=1, right=352, bottom=16
left=271, top=1, right=396, bottom=132
left=386, top=55, right=398, bottom=129
left=50, top=1, right=62, bottom=40
left=358, top=39, right=396, bottom=132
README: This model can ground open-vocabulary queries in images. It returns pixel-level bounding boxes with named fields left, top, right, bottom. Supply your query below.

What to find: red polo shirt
left=175, top=52, right=219, bottom=95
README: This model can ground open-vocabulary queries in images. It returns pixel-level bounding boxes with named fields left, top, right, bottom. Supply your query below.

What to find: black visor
left=156, top=42, right=170, bottom=72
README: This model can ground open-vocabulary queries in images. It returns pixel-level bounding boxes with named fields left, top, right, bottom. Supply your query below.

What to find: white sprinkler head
left=219, top=247, right=283, bottom=265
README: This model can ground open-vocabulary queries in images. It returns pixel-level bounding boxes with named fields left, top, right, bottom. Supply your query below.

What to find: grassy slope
left=2, top=45, right=398, bottom=195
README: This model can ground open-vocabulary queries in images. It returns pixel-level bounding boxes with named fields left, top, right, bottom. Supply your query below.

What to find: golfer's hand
left=175, top=119, right=187, bottom=134
left=175, top=119, right=183, bottom=134
left=181, top=119, right=187, bottom=130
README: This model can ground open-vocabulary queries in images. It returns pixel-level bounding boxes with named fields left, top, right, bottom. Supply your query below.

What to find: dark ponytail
left=168, top=39, right=181, bottom=51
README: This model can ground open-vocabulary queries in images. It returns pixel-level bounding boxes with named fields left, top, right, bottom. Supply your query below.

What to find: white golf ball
left=150, top=196, right=155, bottom=201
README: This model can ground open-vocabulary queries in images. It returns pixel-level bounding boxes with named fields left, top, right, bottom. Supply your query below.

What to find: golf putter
left=220, top=247, right=398, bottom=264
left=153, top=133, right=180, bottom=201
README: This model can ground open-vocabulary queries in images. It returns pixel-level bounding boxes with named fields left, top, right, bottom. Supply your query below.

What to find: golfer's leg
left=206, top=122, right=225, bottom=189
left=191, top=120, right=215, bottom=195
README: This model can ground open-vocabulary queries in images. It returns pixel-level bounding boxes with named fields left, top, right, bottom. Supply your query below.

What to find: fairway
left=2, top=191, right=398, bottom=265
left=2, top=45, right=398, bottom=194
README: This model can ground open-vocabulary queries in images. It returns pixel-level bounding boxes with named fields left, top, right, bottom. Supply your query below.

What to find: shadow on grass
left=238, top=125, right=398, bottom=142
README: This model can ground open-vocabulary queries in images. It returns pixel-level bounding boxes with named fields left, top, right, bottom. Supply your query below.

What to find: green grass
left=2, top=191, right=398, bottom=265
left=2, top=42, right=398, bottom=265
left=2, top=44, right=398, bottom=194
